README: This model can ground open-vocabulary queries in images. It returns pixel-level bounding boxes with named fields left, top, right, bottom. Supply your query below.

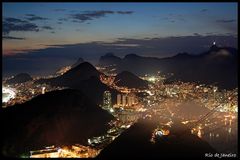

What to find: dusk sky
left=2, top=2, right=238, bottom=76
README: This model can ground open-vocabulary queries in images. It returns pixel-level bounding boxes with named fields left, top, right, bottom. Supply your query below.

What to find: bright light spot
left=155, top=130, right=163, bottom=137
left=148, top=77, right=156, bottom=82
left=110, top=108, right=114, bottom=113
left=57, top=148, right=62, bottom=153
left=88, top=139, right=91, bottom=145
left=42, top=87, right=46, bottom=94
left=146, top=90, right=154, bottom=96
left=2, top=86, right=16, bottom=103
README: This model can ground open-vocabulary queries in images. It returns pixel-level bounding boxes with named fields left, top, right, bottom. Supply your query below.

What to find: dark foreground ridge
left=1, top=89, right=114, bottom=157
left=97, top=116, right=216, bottom=159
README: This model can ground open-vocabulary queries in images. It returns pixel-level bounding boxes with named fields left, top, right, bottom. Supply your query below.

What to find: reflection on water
left=200, top=113, right=237, bottom=153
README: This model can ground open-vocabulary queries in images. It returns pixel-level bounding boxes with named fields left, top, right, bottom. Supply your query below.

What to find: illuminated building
left=103, top=91, right=112, bottom=109
left=197, top=129, right=202, bottom=138
left=115, top=94, right=138, bottom=108
left=30, top=145, right=99, bottom=158
left=117, top=94, right=121, bottom=106
left=213, top=86, right=218, bottom=100
left=128, top=96, right=133, bottom=106
left=30, top=146, right=60, bottom=158
left=127, top=94, right=136, bottom=106
left=122, top=95, right=127, bottom=106
left=42, top=87, right=46, bottom=94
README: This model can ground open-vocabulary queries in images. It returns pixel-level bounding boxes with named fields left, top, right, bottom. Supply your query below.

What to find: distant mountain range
left=114, top=71, right=148, bottom=89
left=99, top=53, right=121, bottom=66
left=36, top=62, right=118, bottom=104
left=71, top=57, right=84, bottom=68
left=6, top=73, right=33, bottom=84
left=1, top=89, right=114, bottom=157
left=99, top=45, right=238, bottom=89
left=97, top=116, right=216, bottom=159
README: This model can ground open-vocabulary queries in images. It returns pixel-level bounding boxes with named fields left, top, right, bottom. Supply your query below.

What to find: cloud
left=162, top=14, right=185, bottom=23
left=25, top=14, right=49, bottom=21
left=54, top=9, right=66, bottom=12
left=193, top=33, right=201, bottom=36
left=3, top=17, right=39, bottom=35
left=3, top=36, right=26, bottom=40
left=116, top=11, right=134, bottom=14
left=69, top=10, right=134, bottom=23
left=216, top=19, right=236, bottom=23
left=4, top=17, right=26, bottom=23
left=200, top=9, right=208, bottom=12
left=215, top=19, right=237, bottom=33
left=58, top=18, right=68, bottom=24
left=58, top=18, right=68, bottom=21
left=70, top=10, right=114, bottom=23
left=42, top=26, right=54, bottom=30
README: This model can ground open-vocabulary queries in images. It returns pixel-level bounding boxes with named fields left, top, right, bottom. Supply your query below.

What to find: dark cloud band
left=3, top=17, right=39, bottom=35
left=69, top=10, right=134, bottom=23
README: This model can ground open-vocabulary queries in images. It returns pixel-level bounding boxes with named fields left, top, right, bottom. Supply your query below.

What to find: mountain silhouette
left=114, top=71, right=148, bottom=89
left=6, top=73, right=33, bottom=84
left=98, top=45, right=238, bottom=89
left=99, top=53, right=121, bottom=66
left=43, top=62, right=100, bottom=86
left=55, top=57, right=84, bottom=75
left=35, top=62, right=118, bottom=104
left=1, top=89, right=114, bottom=157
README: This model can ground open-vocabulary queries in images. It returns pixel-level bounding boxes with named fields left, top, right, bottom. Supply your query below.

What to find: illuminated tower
left=122, top=95, right=127, bottom=106
left=127, top=94, right=135, bottom=106
left=103, top=90, right=112, bottom=109
left=213, top=86, right=218, bottom=100
left=128, top=96, right=133, bottom=106
left=117, top=94, right=121, bottom=106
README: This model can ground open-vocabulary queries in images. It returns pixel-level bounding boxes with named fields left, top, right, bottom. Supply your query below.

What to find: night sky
left=2, top=2, right=238, bottom=76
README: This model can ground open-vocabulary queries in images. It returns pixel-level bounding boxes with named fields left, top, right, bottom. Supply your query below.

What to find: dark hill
left=37, top=62, right=100, bottom=86
left=62, top=62, right=100, bottom=83
left=114, top=71, right=148, bottom=89
left=71, top=76, right=118, bottom=105
left=97, top=116, right=216, bottom=159
left=35, top=62, right=118, bottom=104
left=1, top=89, right=114, bottom=157
left=6, top=73, right=32, bottom=84
left=164, top=46, right=238, bottom=89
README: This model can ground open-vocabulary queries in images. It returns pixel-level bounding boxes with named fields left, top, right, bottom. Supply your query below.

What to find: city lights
left=2, top=86, right=16, bottom=103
